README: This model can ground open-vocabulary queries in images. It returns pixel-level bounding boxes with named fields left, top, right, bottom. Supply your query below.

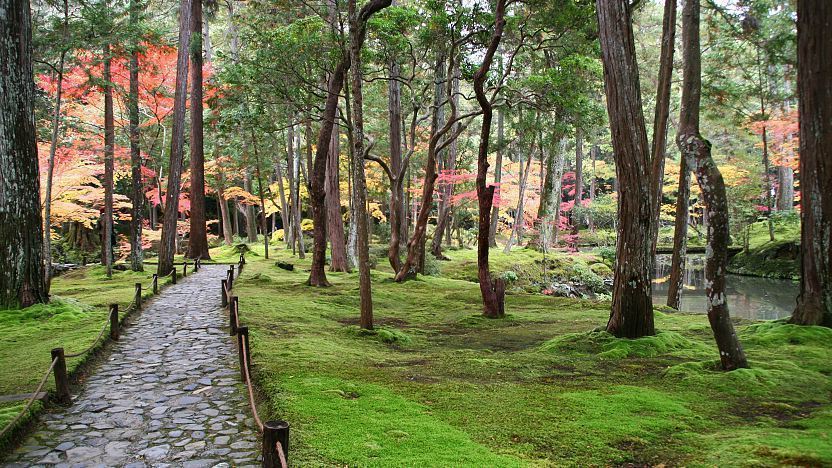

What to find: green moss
left=542, top=330, right=711, bottom=359
left=741, top=321, right=832, bottom=347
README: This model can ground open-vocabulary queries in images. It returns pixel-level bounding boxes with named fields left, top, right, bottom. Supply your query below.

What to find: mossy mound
left=729, top=240, right=799, bottom=279
left=741, top=321, right=832, bottom=347
left=541, top=330, right=711, bottom=359
left=342, top=325, right=412, bottom=345
left=242, top=273, right=274, bottom=285
left=0, top=297, right=92, bottom=325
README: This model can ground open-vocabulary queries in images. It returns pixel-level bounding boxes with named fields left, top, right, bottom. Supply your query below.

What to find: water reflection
left=652, top=254, right=797, bottom=321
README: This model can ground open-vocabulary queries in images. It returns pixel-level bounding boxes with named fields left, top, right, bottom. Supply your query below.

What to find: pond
left=652, top=254, right=798, bottom=321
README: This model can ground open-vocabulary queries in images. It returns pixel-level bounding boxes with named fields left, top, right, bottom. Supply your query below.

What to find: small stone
left=55, top=442, right=75, bottom=452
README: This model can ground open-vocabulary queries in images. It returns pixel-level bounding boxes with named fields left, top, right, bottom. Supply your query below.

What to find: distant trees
left=0, top=0, right=48, bottom=308
left=791, top=0, right=831, bottom=327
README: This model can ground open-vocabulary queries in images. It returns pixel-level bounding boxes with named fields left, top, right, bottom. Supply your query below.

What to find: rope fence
left=0, top=259, right=196, bottom=443
left=220, top=255, right=290, bottom=468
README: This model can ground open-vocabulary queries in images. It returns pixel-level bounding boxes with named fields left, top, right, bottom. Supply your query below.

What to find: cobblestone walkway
left=3, top=265, right=260, bottom=468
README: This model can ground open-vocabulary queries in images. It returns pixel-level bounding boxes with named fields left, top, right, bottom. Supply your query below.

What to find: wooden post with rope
left=263, top=420, right=290, bottom=468
left=230, top=296, right=238, bottom=336
left=152, top=274, right=158, bottom=294
left=237, top=326, right=249, bottom=382
left=50, top=348, right=71, bottom=405
left=183, top=261, right=188, bottom=277
left=135, top=282, right=142, bottom=309
left=172, top=268, right=177, bottom=284
left=109, top=304, right=119, bottom=341
left=221, top=279, right=228, bottom=307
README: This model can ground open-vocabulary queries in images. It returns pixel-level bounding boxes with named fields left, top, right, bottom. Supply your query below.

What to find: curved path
left=3, top=265, right=260, bottom=468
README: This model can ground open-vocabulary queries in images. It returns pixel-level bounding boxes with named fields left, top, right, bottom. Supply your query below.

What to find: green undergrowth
left=0, top=264, right=172, bottom=449
left=226, top=247, right=832, bottom=467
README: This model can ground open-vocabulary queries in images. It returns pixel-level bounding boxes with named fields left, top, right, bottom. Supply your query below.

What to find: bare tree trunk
left=473, top=0, right=507, bottom=318
left=597, top=0, right=655, bottom=338
left=680, top=0, right=748, bottom=369
left=0, top=0, right=48, bottom=308
left=158, top=0, right=192, bottom=276
left=761, top=123, right=775, bottom=241
left=650, top=0, right=677, bottom=255
left=667, top=155, right=690, bottom=309
left=776, top=165, right=794, bottom=211
left=251, top=132, right=269, bottom=259
left=791, top=0, right=832, bottom=327
left=531, top=137, right=566, bottom=250
left=216, top=165, right=233, bottom=245
left=272, top=150, right=290, bottom=246
left=128, top=0, right=144, bottom=271
left=326, top=115, right=349, bottom=271
left=103, top=42, right=115, bottom=278
left=505, top=147, right=533, bottom=253
left=387, top=49, right=404, bottom=270
left=43, top=0, right=69, bottom=287
left=349, top=0, right=373, bottom=328
left=588, top=144, right=598, bottom=231
left=573, top=129, right=584, bottom=233
left=431, top=57, right=459, bottom=260
left=187, top=0, right=210, bottom=260
left=243, top=168, right=258, bottom=242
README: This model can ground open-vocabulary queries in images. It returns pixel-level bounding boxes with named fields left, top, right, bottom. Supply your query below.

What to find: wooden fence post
left=152, top=274, right=158, bottom=294
left=237, top=326, right=249, bottom=382
left=109, top=304, right=119, bottom=341
left=183, top=261, right=188, bottom=277
left=263, top=420, right=290, bottom=468
left=229, top=296, right=238, bottom=336
left=50, top=348, right=71, bottom=405
left=135, top=282, right=142, bottom=309
left=172, top=268, right=177, bottom=284
left=221, top=279, right=228, bottom=307
left=228, top=266, right=235, bottom=283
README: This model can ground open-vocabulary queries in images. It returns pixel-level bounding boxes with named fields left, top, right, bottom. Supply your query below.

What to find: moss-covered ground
left=226, top=244, right=832, bottom=467
left=0, top=266, right=173, bottom=448
left=729, top=218, right=801, bottom=280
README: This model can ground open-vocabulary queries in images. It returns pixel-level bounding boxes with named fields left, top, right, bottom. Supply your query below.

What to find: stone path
left=3, top=265, right=260, bottom=468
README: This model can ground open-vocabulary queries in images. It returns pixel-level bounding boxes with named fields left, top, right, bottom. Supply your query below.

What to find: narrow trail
left=3, top=265, right=260, bottom=468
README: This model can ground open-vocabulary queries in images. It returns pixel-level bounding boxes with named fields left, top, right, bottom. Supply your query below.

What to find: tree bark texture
left=128, top=0, right=144, bottom=271
left=187, top=0, right=210, bottom=260
left=791, top=0, right=832, bottom=327
left=103, top=42, right=115, bottom=278
left=326, top=117, right=349, bottom=271
left=0, top=0, right=48, bottom=308
left=597, top=0, right=655, bottom=338
left=666, top=155, right=690, bottom=309
left=488, top=107, right=505, bottom=247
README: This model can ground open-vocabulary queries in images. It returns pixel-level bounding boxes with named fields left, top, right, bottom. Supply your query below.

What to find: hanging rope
left=0, top=357, right=58, bottom=440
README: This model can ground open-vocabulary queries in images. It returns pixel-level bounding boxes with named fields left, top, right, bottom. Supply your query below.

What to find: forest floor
left=1, top=241, right=830, bottom=466
left=728, top=217, right=801, bottom=280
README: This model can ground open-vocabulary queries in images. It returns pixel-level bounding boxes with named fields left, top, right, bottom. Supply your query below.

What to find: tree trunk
left=473, top=0, right=507, bottom=318
left=0, top=0, right=48, bottom=308
left=326, top=114, right=349, bottom=271
left=680, top=0, right=748, bottom=369
left=157, top=0, right=192, bottom=277
left=251, top=132, right=269, bottom=259
left=649, top=0, right=677, bottom=255
left=588, top=144, right=598, bottom=231
left=488, top=107, right=505, bottom=247
left=776, top=165, right=794, bottom=211
left=531, top=137, right=567, bottom=250
left=666, top=155, right=690, bottom=309
left=296, top=125, right=307, bottom=256
left=243, top=168, right=258, bottom=242
left=43, top=0, right=69, bottom=288
left=307, top=0, right=392, bottom=286
left=597, top=0, right=655, bottom=338
left=505, top=147, right=533, bottom=253
left=573, top=128, right=584, bottom=233
left=273, top=150, right=290, bottom=246
left=128, top=0, right=144, bottom=271
left=387, top=54, right=404, bottom=271
left=791, top=0, right=832, bottom=327
left=761, top=124, right=775, bottom=241
left=216, top=167, right=233, bottom=245
left=103, top=42, right=115, bottom=278
left=187, top=0, right=210, bottom=260
left=349, top=0, right=373, bottom=329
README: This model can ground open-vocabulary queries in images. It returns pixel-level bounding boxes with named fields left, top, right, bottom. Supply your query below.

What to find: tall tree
left=790, top=0, right=832, bottom=327
left=473, top=0, right=508, bottom=318
left=187, top=0, right=211, bottom=260
left=326, top=117, right=349, bottom=271
left=596, top=0, right=654, bottom=338
left=307, top=0, right=392, bottom=286
left=348, top=0, right=374, bottom=329
left=128, top=0, right=144, bottom=271
left=679, top=0, right=748, bottom=370
left=157, top=0, right=193, bottom=276
left=488, top=107, right=505, bottom=247
left=102, top=40, right=115, bottom=278
left=42, top=0, right=70, bottom=287
left=0, top=0, right=48, bottom=308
